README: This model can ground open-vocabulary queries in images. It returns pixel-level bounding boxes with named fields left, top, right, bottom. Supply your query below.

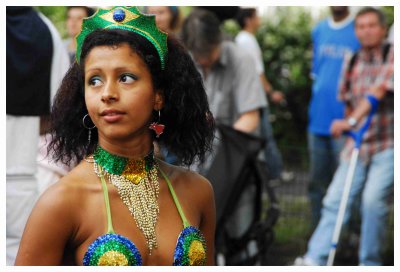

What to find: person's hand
left=369, top=85, right=386, bottom=100
left=330, top=119, right=352, bottom=138
left=270, top=90, right=286, bottom=104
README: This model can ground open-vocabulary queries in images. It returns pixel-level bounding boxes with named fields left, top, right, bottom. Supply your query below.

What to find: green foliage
left=380, top=6, right=394, bottom=27
left=222, top=19, right=240, bottom=36
left=35, top=6, right=68, bottom=38
left=256, top=8, right=313, bottom=152
left=179, top=6, right=193, bottom=17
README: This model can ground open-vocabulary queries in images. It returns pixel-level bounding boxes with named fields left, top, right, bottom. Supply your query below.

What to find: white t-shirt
left=235, top=30, right=265, bottom=75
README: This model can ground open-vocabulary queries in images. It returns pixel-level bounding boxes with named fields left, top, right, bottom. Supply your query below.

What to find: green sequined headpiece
left=76, top=6, right=168, bottom=69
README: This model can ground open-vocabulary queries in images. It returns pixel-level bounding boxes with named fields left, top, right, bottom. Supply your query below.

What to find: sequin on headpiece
left=76, top=6, right=168, bottom=69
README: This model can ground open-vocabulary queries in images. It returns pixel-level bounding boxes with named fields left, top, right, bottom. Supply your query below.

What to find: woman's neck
left=97, top=134, right=153, bottom=159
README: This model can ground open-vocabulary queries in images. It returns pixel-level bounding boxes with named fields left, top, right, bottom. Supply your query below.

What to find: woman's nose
left=101, top=82, right=119, bottom=102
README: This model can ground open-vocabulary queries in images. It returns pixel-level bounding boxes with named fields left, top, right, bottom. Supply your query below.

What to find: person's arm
left=233, top=109, right=260, bottom=133
left=331, top=46, right=393, bottom=138
left=236, top=34, right=285, bottom=105
left=331, top=86, right=387, bottom=137
left=15, top=182, right=76, bottom=265
left=260, top=74, right=285, bottom=104
left=232, top=47, right=267, bottom=134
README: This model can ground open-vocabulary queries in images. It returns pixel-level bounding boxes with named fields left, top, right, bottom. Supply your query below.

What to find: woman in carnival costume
left=15, top=6, right=215, bottom=266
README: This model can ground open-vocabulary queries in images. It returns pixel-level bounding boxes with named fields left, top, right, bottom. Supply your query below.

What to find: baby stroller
left=205, top=124, right=280, bottom=265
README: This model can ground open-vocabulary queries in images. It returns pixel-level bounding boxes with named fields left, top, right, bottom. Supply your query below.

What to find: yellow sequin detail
left=99, top=7, right=139, bottom=24
left=188, top=240, right=206, bottom=266
left=122, top=159, right=146, bottom=184
left=98, top=251, right=129, bottom=266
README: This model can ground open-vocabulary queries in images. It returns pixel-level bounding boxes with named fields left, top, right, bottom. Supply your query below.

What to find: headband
left=76, top=6, right=168, bottom=69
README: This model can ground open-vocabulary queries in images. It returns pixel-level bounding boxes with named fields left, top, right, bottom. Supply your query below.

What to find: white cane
left=327, top=95, right=379, bottom=266
left=327, top=148, right=359, bottom=266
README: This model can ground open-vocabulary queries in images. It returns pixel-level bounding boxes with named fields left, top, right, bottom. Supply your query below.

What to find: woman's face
left=66, top=7, right=88, bottom=38
left=147, top=6, right=173, bottom=32
left=84, top=43, right=163, bottom=142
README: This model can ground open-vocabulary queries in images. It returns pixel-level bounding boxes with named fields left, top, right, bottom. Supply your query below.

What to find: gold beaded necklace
left=87, top=145, right=160, bottom=254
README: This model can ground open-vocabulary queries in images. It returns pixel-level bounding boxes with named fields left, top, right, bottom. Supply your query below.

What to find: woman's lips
left=100, top=109, right=125, bottom=123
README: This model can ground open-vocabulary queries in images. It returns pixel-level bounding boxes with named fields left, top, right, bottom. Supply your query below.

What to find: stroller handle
left=345, top=95, right=379, bottom=149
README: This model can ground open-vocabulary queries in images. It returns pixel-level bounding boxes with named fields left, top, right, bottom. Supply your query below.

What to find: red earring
left=149, top=110, right=165, bottom=138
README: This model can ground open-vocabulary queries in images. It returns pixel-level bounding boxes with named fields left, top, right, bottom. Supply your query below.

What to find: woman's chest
left=69, top=184, right=202, bottom=265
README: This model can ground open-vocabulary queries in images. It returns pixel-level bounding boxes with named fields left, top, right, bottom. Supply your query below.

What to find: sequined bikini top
left=83, top=167, right=207, bottom=266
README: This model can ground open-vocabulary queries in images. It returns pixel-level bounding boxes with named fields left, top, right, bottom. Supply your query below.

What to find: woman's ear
left=154, top=89, right=164, bottom=111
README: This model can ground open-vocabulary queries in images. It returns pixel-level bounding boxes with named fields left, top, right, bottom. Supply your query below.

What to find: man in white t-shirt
left=235, top=8, right=285, bottom=180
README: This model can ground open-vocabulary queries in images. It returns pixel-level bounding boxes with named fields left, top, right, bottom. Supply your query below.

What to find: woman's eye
left=89, top=76, right=102, bottom=87
left=120, top=74, right=136, bottom=83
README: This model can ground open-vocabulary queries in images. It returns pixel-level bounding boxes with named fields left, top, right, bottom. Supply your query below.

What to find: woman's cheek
left=85, top=92, right=99, bottom=120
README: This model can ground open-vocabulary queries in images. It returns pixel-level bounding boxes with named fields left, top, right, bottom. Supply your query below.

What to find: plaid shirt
left=338, top=43, right=394, bottom=163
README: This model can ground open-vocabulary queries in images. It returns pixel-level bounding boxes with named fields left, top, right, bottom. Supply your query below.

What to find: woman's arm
left=15, top=181, right=77, bottom=265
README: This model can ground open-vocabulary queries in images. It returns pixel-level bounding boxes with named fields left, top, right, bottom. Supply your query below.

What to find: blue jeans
left=304, top=148, right=394, bottom=265
left=261, top=108, right=283, bottom=180
left=308, top=133, right=344, bottom=229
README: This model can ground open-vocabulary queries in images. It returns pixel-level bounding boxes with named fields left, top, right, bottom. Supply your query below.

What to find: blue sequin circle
left=113, top=9, right=126, bottom=22
left=83, top=233, right=142, bottom=266
left=173, top=226, right=207, bottom=266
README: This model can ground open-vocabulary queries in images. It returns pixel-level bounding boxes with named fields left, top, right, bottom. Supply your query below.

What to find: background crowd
left=6, top=5, right=394, bottom=266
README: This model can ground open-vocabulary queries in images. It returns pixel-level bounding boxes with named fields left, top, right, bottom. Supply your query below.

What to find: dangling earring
left=149, top=110, right=165, bottom=138
left=83, top=114, right=96, bottom=146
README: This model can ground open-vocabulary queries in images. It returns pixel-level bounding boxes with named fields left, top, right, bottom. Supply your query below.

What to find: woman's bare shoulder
left=38, top=161, right=98, bottom=211
left=15, top=161, right=97, bottom=265
left=24, top=161, right=98, bottom=242
left=159, top=161, right=214, bottom=202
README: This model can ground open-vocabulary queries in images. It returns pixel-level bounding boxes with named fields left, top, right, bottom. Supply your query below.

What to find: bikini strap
left=158, top=167, right=190, bottom=228
left=98, top=165, right=116, bottom=234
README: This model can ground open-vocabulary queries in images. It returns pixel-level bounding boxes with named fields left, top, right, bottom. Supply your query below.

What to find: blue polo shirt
left=308, top=16, right=360, bottom=135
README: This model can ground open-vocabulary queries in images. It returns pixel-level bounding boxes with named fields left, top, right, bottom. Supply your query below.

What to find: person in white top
left=235, top=8, right=285, bottom=181
left=235, top=8, right=285, bottom=104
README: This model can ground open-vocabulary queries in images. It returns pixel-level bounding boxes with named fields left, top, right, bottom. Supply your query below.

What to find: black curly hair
left=48, top=29, right=215, bottom=167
